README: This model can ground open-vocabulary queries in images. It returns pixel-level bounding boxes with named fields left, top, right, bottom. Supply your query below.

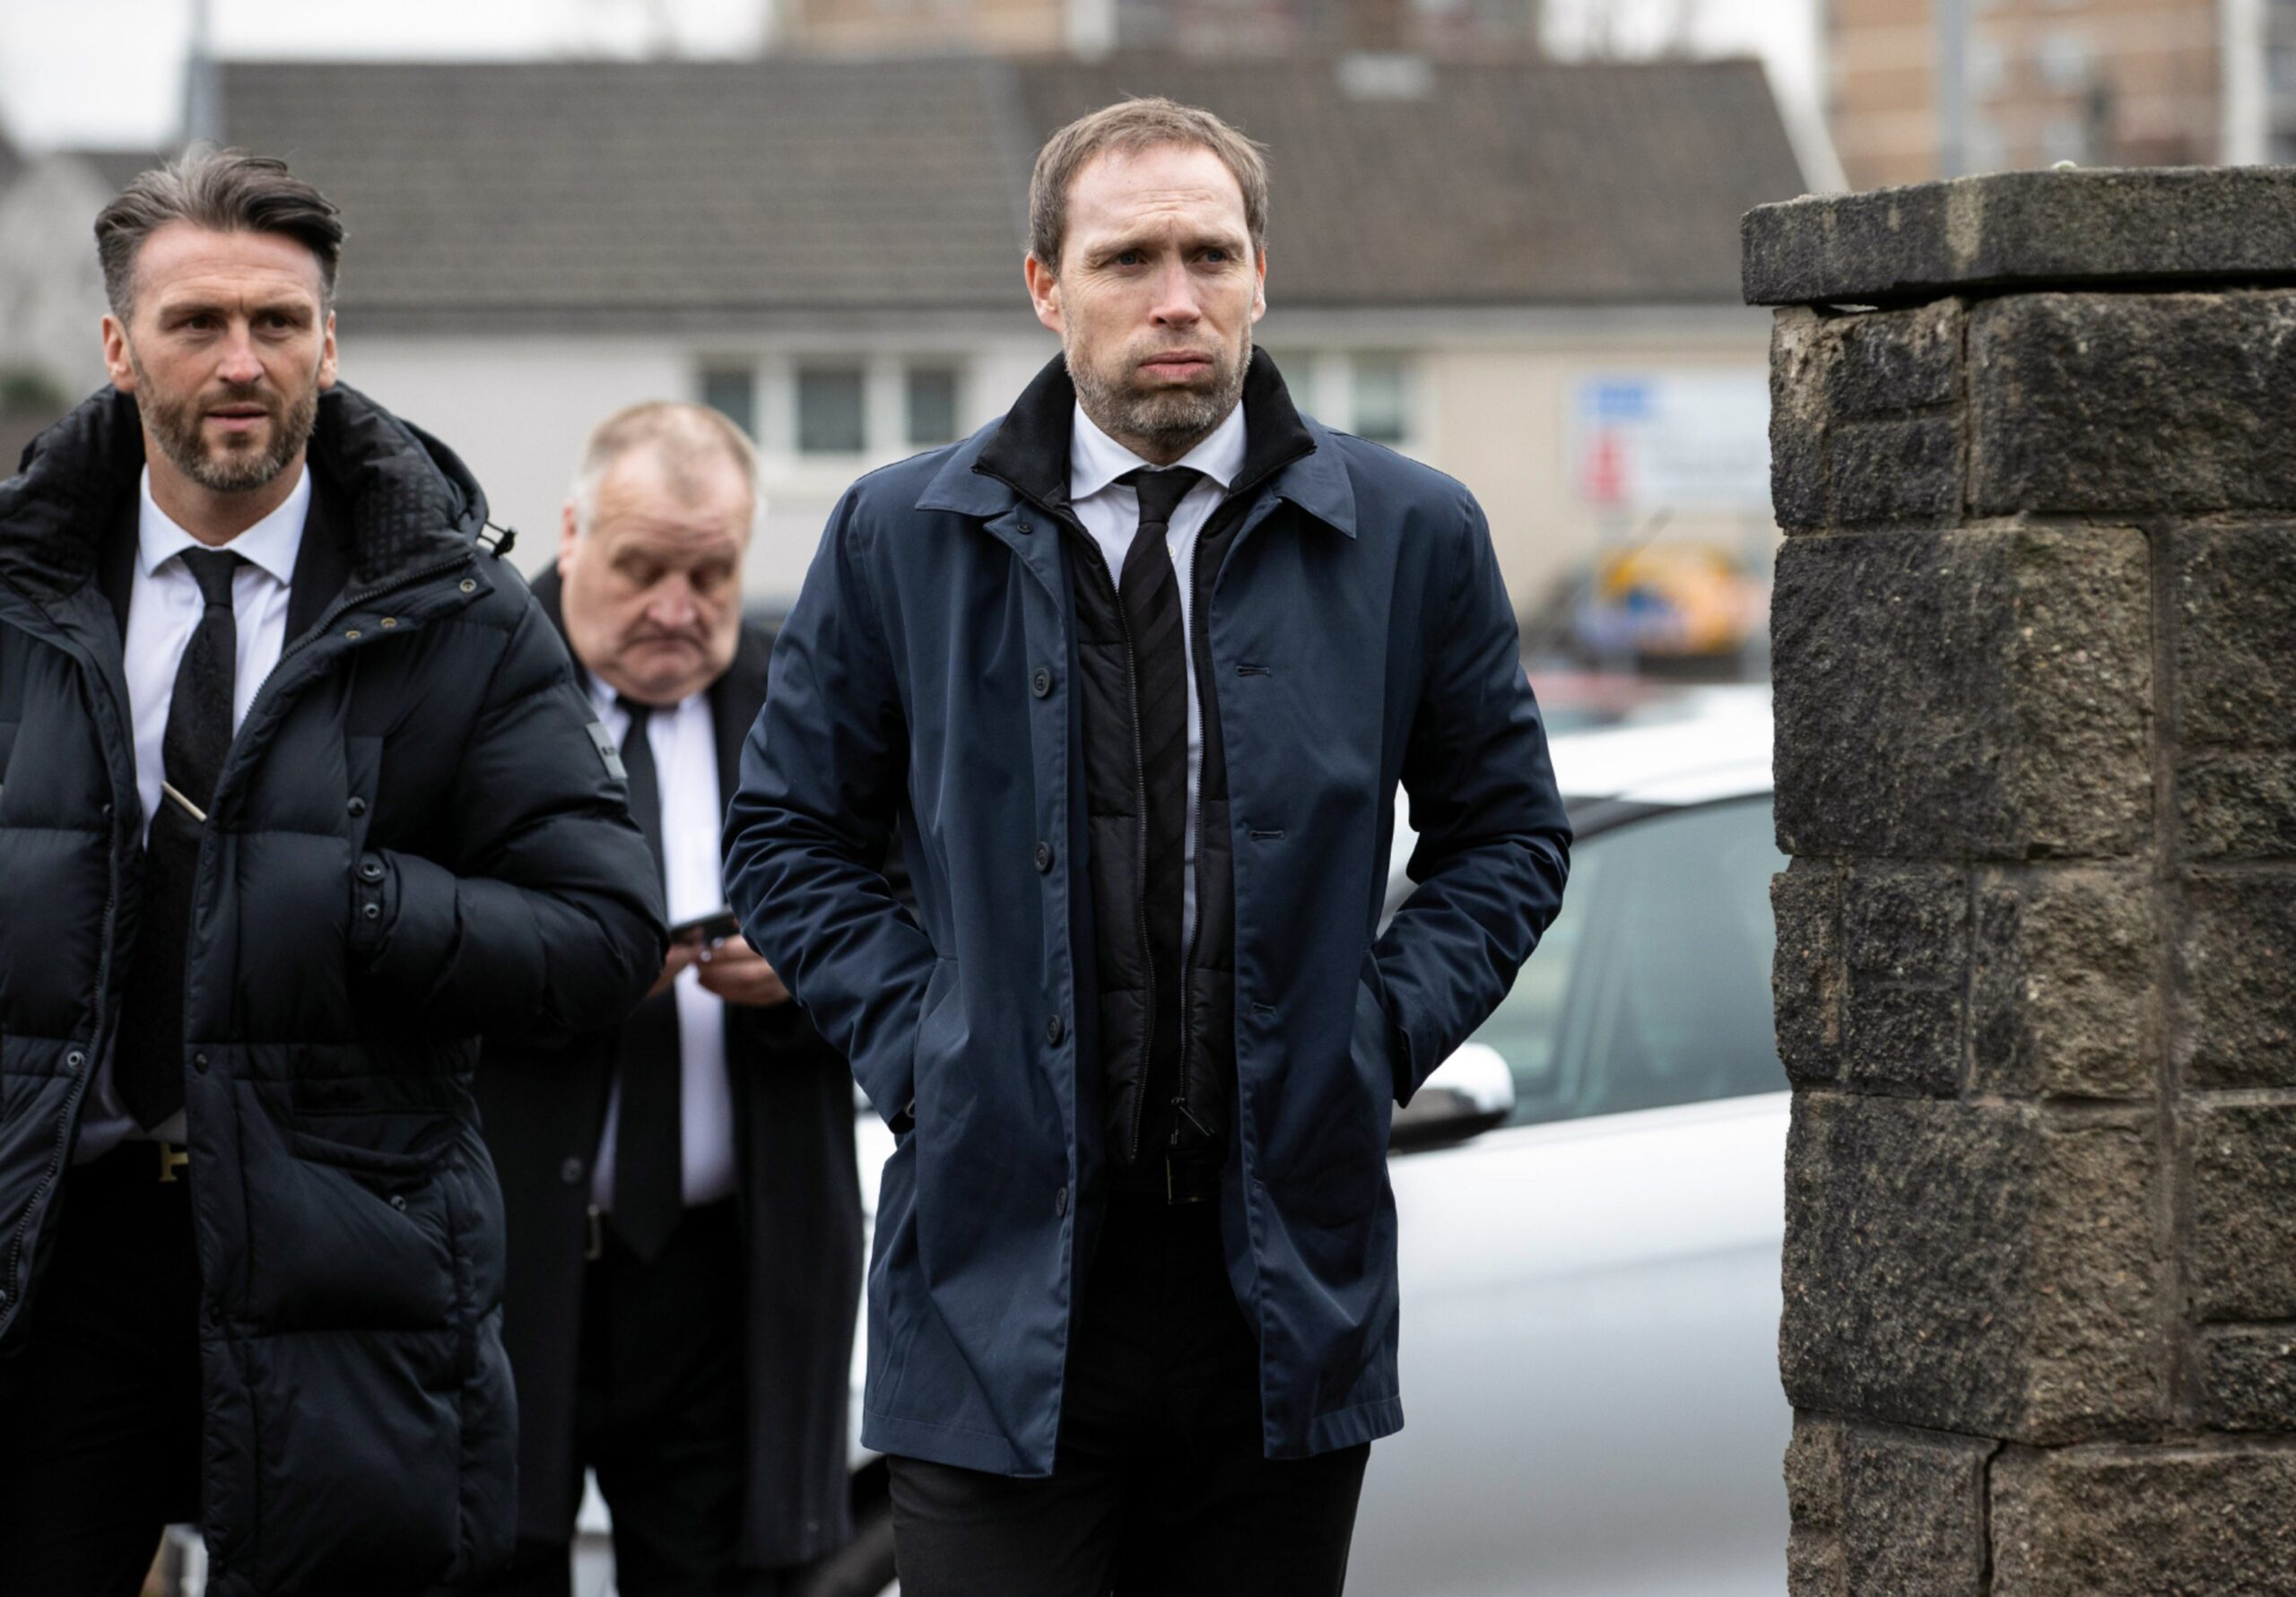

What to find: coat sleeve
left=722, top=490, right=937, bottom=1128
left=351, top=591, right=667, bottom=1038
left=1370, top=492, right=1572, bottom=1104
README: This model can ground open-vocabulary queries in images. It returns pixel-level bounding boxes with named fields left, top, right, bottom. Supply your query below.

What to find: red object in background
left=1582, top=431, right=1629, bottom=507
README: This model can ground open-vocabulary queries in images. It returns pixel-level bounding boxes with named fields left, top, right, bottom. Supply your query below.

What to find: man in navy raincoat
left=724, top=95, right=1570, bottom=1596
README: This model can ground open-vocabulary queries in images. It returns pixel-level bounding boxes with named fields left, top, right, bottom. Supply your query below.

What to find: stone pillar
left=1744, top=169, right=2296, bottom=1595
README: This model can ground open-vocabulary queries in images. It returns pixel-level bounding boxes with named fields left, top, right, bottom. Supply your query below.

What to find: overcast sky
left=0, top=0, right=1822, bottom=155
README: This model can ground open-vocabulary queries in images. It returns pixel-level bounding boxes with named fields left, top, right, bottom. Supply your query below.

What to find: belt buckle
left=157, top=1141, right=190, bottom=1184
left=585, top=1204, right=605, bottom=1263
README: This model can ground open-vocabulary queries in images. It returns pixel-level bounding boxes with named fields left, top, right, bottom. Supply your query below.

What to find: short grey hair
left=94, top=147, right=344, bottom=319
left=570, top=402, right=761, bottom=534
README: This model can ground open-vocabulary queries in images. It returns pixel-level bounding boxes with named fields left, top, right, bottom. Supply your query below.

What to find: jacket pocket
left=903, top=956, right=962, bottom=1138
left=240, top=1116, right=459, bottom=1332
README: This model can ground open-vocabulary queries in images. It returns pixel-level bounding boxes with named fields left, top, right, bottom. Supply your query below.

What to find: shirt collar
left=137, top=464, right=312, bottom=588
left=1068, top=397, right=1248, bottom=504
left=587, top=670, right=702, bottom=720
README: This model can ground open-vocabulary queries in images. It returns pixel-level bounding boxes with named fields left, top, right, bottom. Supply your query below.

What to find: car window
left=1472, top=796, right=1786, bottom=1129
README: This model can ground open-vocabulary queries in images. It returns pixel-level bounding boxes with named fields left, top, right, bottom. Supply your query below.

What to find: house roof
left=218, top=54, right=1805, bottom=329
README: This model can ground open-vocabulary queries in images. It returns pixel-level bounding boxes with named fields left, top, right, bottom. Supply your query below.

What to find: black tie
left=612, top=697, right=683, bottom=1261
left=116, top=548, right=244, bottom=1128
left=1116, top=467, right=1204, bottom=1010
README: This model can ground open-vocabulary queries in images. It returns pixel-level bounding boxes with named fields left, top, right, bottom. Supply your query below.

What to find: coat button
left=388, top=1193, right=408, bottom=1212
left=65, top=1050, right=85, bottom=1073
left=1034, top=841, right=1054, bottom=872
left=360, top=859, right=385, bottom=882
left=1055, top=1185, right=1069, bottom=1217
left=561, top=1157, right=586, bottom=1185
left=1045, top=1014, right=1065, bottom=1046
left=362, top=903, right=381, bottom=922
left=1031, top=668, right=1052, bottom=699
left=193, top=1053, right=210, bottom=1072
left=347, top=797, right=368, bottom=818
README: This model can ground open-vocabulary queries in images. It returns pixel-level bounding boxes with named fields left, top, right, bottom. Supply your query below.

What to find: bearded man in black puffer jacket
left=0, top=150, right=666, bottom=1596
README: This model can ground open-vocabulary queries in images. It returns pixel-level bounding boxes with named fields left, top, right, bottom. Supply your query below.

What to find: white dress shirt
left=75, top=466, right=312, bottom=1164
left=1067, top=399, right=1247, bottom=950
left=586, top=680, right=738, bottom=1213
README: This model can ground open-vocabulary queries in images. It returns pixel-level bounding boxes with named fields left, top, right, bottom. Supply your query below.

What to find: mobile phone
left=668, top=907, right=743, bottom=945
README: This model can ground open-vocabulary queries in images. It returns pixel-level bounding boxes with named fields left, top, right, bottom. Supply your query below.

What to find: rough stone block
left=1969, top=292, right=2296, bottom=516
left=1745, top=167, right=2296, bottom=308
left=2187, top=1100, right=2296, bottom=1321
left=1774, top=864, right=1843, bottom=1086
left=1769, top=302, right=1965, bottom=530
left=2179, top=877, right=2296, bottom=1089
left=1785, top=1415, right=1995, bottom=1597
left=1840, top=866, right=1969, bottom=1096
left=1971, top=866, right=2153, bottom=1099
left=1785, top=1413, right=1844, bottom=1530
left=1991, top=1445, right=2296, bottom=1596
left=1786, top=1529, right=1847, bottom=1597
left=2175, top=523, right=2296, bottom=748
left=1781, top=1094, right=2162, bottom=1442
left=1772, top=527, right=2152, bottom=861
left=1826, top=299, right=1963, bottom=416
left=2196, top=1325, right=2296, bottom=1431
left=2180, top=752, right=2296, bottom=861
left=1828, top=416, right=1963, bottom=527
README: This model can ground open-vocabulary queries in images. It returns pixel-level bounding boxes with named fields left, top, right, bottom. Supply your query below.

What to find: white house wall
left=341, top=304, right=1774, bottom=625
left=341, top=325, right=1056, bottom=608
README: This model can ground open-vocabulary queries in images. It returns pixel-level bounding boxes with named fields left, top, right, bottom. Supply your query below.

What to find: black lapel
left=285, top=464, right=354, bottom=640
left=709, top=621, right=772, bottom=814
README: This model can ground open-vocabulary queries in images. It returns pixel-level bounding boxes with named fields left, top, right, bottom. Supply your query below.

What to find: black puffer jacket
left=0, top=386, right=665, bottom=1594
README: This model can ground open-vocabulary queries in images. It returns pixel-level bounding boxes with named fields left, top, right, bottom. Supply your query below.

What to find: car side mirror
left=1389, top=1042, right=1516, bottom=1155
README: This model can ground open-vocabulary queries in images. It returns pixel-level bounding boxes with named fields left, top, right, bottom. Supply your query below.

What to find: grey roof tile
left=219, top=53, right=1804, bottom=325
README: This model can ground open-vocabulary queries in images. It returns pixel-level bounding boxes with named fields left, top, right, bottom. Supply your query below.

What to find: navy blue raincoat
left=724, top=360, right=1569, bottom=1476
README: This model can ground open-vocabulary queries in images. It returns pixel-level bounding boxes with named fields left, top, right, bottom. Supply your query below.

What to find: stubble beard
left=1066, top=330, right=1251, bottom=458
left=130, top=345, right=321, bottom=495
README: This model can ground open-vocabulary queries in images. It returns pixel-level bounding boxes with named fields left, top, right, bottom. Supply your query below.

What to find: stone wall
left=1746, top=168, right=2296, bottom=1595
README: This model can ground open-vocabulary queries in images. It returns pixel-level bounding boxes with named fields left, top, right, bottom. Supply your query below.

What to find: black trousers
left=887, top=1199, right=1370, bottom=1597
left=0, top=1142, right=204, bottom=1597
left=465, top=1198, right=781, bottom=1597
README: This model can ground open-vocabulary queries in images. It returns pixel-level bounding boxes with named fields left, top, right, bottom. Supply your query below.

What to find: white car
left=1351, top=686, right=1787, bottom=1597
left=815, top=686, right=1788, bottom=1597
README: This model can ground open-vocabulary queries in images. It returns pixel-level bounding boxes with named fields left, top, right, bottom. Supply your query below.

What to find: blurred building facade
left=0, top=146, right=163, bottom=465
left=1827, top=0, right=2296, bottom=189
left=3, top=54, right=1804, bottom=625
left=777, top=0, right=1539, bottom=62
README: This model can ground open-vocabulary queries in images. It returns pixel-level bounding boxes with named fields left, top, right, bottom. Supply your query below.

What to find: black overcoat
left=0, top=386, right=667, bottom=1596
left=475, top=568, right=864, bottom=1571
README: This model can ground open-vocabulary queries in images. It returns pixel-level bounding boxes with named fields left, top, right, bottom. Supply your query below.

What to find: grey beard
left=1067, top=338, right=1250, bottom=456
left=133, top=359, right=319, bottom=495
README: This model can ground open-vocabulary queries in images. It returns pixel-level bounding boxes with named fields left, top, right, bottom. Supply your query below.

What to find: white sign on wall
left=1571, top=371, right=1771, bottom=515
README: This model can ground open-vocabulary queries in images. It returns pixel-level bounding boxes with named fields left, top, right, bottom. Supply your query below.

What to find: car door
left=1350, top=796, right=1792, bottom=1597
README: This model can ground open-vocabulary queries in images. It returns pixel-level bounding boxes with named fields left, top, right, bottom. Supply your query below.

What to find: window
left=906, top=366, right=960, bottom=447
left=1465, top=797, right=1787, bottom=1129
left=1351, top=354, right=1410, bottom=445
left=796, top=363, right=866, bottom=455
left=699, top=367, right=756, bottom=439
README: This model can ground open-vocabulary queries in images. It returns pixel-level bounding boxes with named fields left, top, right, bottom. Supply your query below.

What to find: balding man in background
left=468, top=404, right=864, bottom=1597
